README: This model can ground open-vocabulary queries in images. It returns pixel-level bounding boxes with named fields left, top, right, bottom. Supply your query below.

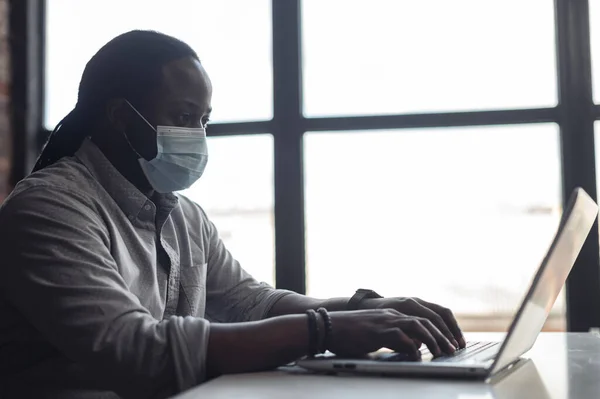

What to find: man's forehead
left=161, top=58, right=211, bottom=91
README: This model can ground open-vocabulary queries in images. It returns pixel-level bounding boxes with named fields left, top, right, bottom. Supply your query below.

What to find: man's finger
left=381, top=328, right=421, bottom=360
left=401, top=299, right=459, bottom=348
left=418, top=318, right=456, bottom=354
left=415, top=298, right=465, bottom=348
left=400, top=318, right=441, bottom=357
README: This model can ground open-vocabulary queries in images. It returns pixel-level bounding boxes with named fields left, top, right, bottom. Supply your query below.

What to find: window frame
left=9, top=0, right=600, bottom=331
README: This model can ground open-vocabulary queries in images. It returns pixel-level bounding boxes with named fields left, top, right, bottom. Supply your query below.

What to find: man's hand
left=327, top=309, right=457, bottom=358
left=268, top=293, right=466, bottom=352
left=359, top=297, right=466, bottom=349
left=207, top=307, right=459, bottom=378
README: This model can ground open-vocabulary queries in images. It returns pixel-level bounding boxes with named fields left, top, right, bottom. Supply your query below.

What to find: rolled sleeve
left=204, top=218, right=293, bottom=323
left=0, top=186, right=209, bottom=398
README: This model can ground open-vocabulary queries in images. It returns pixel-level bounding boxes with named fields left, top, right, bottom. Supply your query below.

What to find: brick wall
left=0, top=0, right=10, bottom=203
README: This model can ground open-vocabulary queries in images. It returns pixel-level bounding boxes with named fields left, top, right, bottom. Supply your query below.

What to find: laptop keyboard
left=428, top=341, right=499, bottom=362
left=376, top=341, right=499, bottom=363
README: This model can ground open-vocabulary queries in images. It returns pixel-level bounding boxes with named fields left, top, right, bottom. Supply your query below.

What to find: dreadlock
left=32, top=30, right=199, bottom=173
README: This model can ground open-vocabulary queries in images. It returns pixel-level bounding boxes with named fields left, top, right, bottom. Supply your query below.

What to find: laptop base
left=297, top=341, right=504, bottom=379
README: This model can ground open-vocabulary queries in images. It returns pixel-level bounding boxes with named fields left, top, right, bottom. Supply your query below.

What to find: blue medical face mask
left=124, top=100, right=208, bottom=193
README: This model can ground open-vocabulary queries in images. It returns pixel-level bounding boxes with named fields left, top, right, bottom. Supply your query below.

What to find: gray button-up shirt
left=0, top=139, right=291, bottom=398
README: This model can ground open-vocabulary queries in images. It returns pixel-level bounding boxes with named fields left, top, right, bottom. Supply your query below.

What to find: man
left=0, top=31, right=464, bottom=399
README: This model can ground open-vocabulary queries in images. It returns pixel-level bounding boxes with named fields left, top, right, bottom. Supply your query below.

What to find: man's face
left=123, top=57, right=213, bottom=161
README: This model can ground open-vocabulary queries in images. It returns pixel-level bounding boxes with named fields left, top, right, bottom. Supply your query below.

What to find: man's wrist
left=356, top=297, right=382, bottom=310
left=347, top=289, right=383, bottom=310
left=320, top=297, right=352, bottom=311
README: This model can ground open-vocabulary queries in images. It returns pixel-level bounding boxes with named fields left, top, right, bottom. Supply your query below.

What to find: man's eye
left=178, top=113, right=192, bottom=126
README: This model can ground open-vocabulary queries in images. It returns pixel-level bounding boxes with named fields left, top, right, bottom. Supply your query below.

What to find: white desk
left=174, top=333, right=600, bottom=399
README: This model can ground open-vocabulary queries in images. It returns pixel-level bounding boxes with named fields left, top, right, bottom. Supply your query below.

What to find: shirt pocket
left=179, top=262, right=207, bottom=317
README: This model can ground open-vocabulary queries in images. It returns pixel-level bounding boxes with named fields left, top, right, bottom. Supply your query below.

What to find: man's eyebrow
left=168, top=99, right=210, bottom=114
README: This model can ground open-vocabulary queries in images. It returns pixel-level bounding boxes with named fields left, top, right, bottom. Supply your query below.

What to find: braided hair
left=33, top=30, right=199, bottom=173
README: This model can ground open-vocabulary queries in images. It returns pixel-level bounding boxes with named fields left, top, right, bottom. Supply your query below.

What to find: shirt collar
left=74, top=138, right=178, bottom=224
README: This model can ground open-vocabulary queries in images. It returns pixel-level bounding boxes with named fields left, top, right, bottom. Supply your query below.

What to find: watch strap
left=346, top=289, right=383, bottom=310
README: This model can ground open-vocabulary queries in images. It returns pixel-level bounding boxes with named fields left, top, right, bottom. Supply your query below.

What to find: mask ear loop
left=122, top=99, right=158, bottom=160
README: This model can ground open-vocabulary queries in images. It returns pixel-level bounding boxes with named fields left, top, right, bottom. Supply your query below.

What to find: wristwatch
left=346, top=289, right=383, bottom=310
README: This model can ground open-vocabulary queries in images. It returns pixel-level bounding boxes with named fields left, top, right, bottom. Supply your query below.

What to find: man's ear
left=105, top=98, right=158, bottom=161
left=105, top=98, right=129, bottom=132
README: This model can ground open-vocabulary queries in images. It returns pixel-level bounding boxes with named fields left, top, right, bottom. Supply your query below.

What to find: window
left=302, top=0, right=557, bottom=117
left=180, top=135, right=275, bottom=285
left=305, top=124, right=564, bottom=331
left=44, top=0, right=272, bottom=128
left=38, top=0, right=600, bottom=332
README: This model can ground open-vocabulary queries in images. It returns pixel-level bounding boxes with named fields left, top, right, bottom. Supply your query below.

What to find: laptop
left=297, top=187, right=598, bottom=379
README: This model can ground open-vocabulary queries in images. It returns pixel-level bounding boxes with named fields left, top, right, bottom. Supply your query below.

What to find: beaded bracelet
left=316, top=307, right=332, bottom=354
left=305, top=309, right=320, bottom=356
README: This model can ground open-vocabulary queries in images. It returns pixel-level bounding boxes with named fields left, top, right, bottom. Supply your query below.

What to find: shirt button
left=128, top=214, right=135, bottom=221
left=144, top=204, right=152, bottom=211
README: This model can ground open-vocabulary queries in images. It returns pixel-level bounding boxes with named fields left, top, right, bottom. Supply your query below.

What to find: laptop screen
left=490, top=188, right=598, bottom=375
